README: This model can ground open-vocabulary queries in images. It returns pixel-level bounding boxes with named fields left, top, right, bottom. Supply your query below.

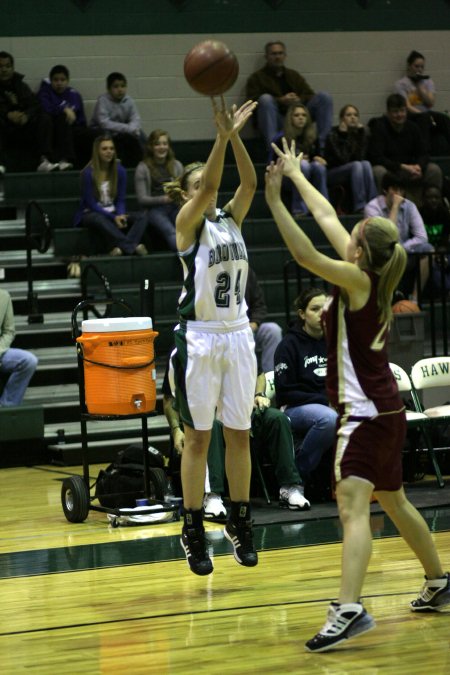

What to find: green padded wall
left=2, top=0, right=449, bottom=37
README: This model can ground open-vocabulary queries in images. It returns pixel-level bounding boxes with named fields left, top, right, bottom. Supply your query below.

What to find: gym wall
left=2, top=0, right=449, bottom=140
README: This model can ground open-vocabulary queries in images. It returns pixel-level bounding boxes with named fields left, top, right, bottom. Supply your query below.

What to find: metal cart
left=60, top=298, right=179, bottom=527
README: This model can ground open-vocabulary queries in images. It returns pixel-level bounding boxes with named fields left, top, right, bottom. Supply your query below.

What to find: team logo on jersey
left=208, top=242, right=248, bottom=267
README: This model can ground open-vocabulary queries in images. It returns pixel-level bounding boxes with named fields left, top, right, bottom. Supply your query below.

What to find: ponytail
left=164, top=161, right=205, bottom=206
left=357, top=217, right=407, bottom=324
left=377, top=243, right=407, bottom=323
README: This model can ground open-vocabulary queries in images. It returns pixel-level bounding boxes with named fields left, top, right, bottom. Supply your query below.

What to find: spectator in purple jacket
left=37, top=65, right=93, bottom=169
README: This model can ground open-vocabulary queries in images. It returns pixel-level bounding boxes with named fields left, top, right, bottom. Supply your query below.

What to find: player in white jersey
left=266, top=138, right=450, bottom=653
left=164, top=98, right=258, bottom=576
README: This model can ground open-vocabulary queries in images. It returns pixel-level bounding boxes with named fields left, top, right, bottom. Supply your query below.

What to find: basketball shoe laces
left=231, top=520, right=254, bottom=553
left=417, top=577, right=446, bottom=603
left=320, top=604, right=359, bottom=636
left=185, top=527, right=209, bottom=562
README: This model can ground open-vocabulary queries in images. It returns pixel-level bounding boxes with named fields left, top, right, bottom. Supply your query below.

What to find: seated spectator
left=37, top=64, right=94, bottom=170
left=0, top=289, right=38, bottom=406
left=73, top=134, right=147, bottom=256
left=419, top=185, right=450, bottom=297
left=364, top=172, right=434, bottom=301
left=163, top=357, right=310, bottom=512
left=0, top=51, right=57, bottom=172
left=274, top=288, right=337, bottom=500
left=246, top=267, right=282, bottom=372
left=324, top=104, right=377, bottom=213
left=269, top=103, right=328, bottom=218
left=90, top=72, right=144, bottom=167
left=246, top=41, right=333, bottom=152
left=134, top=129, right=183, bottom=252
left=394, top=50, right=450, bottom=155
left=368, top=93, right=442, bottom=201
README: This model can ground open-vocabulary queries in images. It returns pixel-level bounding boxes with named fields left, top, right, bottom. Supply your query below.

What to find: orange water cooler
left=76, top=317, right=158, bottom=416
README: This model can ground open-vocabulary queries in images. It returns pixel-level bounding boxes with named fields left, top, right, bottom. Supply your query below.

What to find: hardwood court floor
left=0, top=465, right=449, bottom=674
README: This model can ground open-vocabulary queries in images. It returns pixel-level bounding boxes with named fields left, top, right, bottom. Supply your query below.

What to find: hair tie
left=390, top=241, right=396, bottom=251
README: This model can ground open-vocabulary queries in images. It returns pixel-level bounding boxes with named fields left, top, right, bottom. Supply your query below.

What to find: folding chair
left=390, top=362, right=445, bottom=488
left=249, top=371, right=276, bottom=505
left=411, top=357, right=450, bottom=483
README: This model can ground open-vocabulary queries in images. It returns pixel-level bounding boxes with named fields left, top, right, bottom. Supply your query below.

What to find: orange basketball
left=184, top=40, right=239, bottom=96
left=392, top=299, right=421, bottom=313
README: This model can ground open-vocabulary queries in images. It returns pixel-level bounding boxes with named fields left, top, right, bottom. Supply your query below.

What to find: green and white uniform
left=173, top=209, right=257, bottom=430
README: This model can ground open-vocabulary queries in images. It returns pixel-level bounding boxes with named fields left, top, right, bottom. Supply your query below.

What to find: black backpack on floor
left=95, top=444, right=167, bottom=508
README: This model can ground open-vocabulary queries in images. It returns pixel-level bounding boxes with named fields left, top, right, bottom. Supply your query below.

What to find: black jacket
left=274, top=321, right=329, bottom=408
left=0, top=72, right=41, bottom=125
left=367, top=115, right=429, bottom=172
left=324, top=125, right=369, bottom=168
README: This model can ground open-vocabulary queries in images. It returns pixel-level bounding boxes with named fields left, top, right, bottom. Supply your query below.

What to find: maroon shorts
left=334, top=409, right=407, bottom=491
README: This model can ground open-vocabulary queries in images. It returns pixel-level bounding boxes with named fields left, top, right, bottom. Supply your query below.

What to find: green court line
left=1, top=507, right=449, bottom=580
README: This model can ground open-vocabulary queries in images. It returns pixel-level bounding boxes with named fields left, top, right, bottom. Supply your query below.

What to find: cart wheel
left=148, top=467, right=168, bottom=501
left=61, top=476, right=90, bottom=523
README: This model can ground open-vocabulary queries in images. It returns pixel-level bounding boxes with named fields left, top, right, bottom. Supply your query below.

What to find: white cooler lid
left=81, top=316, right=153, bottom=332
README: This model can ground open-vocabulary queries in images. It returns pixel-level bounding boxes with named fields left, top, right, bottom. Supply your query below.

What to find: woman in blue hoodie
left=73, top=134, right=147, bottom=256
left=274, top=286, right=337, bottom=482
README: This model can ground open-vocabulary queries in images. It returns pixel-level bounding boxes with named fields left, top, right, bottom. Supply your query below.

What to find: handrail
left=25, top=200, right=52, bottom=324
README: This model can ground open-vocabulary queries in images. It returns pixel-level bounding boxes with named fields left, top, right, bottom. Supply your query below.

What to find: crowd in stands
left=0, top=42, right=448, bottom=504
left=1, top=43, right=449, bottom=265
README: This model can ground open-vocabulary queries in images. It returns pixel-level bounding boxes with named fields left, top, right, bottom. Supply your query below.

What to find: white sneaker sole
left=410, top=591, right=450, bottom=611
left=279, top=499, right=311, bottom=511
left=204, top=511, right=227, bottom=520
left=305, top=616, right=376, bottom=653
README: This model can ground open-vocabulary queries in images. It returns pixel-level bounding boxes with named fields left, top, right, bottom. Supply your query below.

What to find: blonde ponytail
left=163, top=161, right=205, bottom=206
left=357, top=217, right=407, bottom=324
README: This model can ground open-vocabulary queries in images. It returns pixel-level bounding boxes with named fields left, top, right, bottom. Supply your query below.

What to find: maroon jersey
left=323, top=271, right=402, bottom=415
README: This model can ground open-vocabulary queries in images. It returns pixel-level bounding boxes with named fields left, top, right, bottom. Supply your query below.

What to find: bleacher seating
left=0, top=140, right=448, bottom=467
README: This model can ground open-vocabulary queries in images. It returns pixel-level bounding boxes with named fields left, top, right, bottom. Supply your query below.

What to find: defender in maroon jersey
left=265, top=137, right=450, bottom=653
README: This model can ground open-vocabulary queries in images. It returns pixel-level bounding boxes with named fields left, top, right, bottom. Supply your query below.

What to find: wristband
left=255, top=392, right=266, bottom=398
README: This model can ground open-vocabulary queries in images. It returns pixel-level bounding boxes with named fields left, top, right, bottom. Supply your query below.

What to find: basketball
left=184, top=40, right=239, bottom=96
left=392, top=299, right=421, bottom=313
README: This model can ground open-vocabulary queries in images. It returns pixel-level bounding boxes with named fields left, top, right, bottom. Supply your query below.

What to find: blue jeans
left=254, top=321, right=283, bottom=372
left=142, top=203, right=178, bottom=252
left=284, top=403, right=338, bottom=479
left=327, top=161, right=377, bottom=212
left=290, top=160, right=329, bottom=215
left=0, top=348, right=38, bottom=406
left=257, top=91, right=333, bottom=151
left=81, top=211, right=147, bottom=255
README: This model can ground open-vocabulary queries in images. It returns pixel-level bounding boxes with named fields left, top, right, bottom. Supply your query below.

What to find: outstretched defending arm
left=271, top=138, right=351, bottom=261
left=265, top=158, right=367, bottom=294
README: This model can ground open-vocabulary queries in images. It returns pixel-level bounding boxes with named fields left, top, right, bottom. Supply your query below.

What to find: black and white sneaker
left=180, top=526, right=213, bottom=576
left=279, top=485, right=311, bottom=510
left=411, top=572, right=450, bottom=611
left=305, top=602, right=375, bottom=653
left=224, top=519, right=258, bottom=567
left=203, top=492, right=227, bottom=520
